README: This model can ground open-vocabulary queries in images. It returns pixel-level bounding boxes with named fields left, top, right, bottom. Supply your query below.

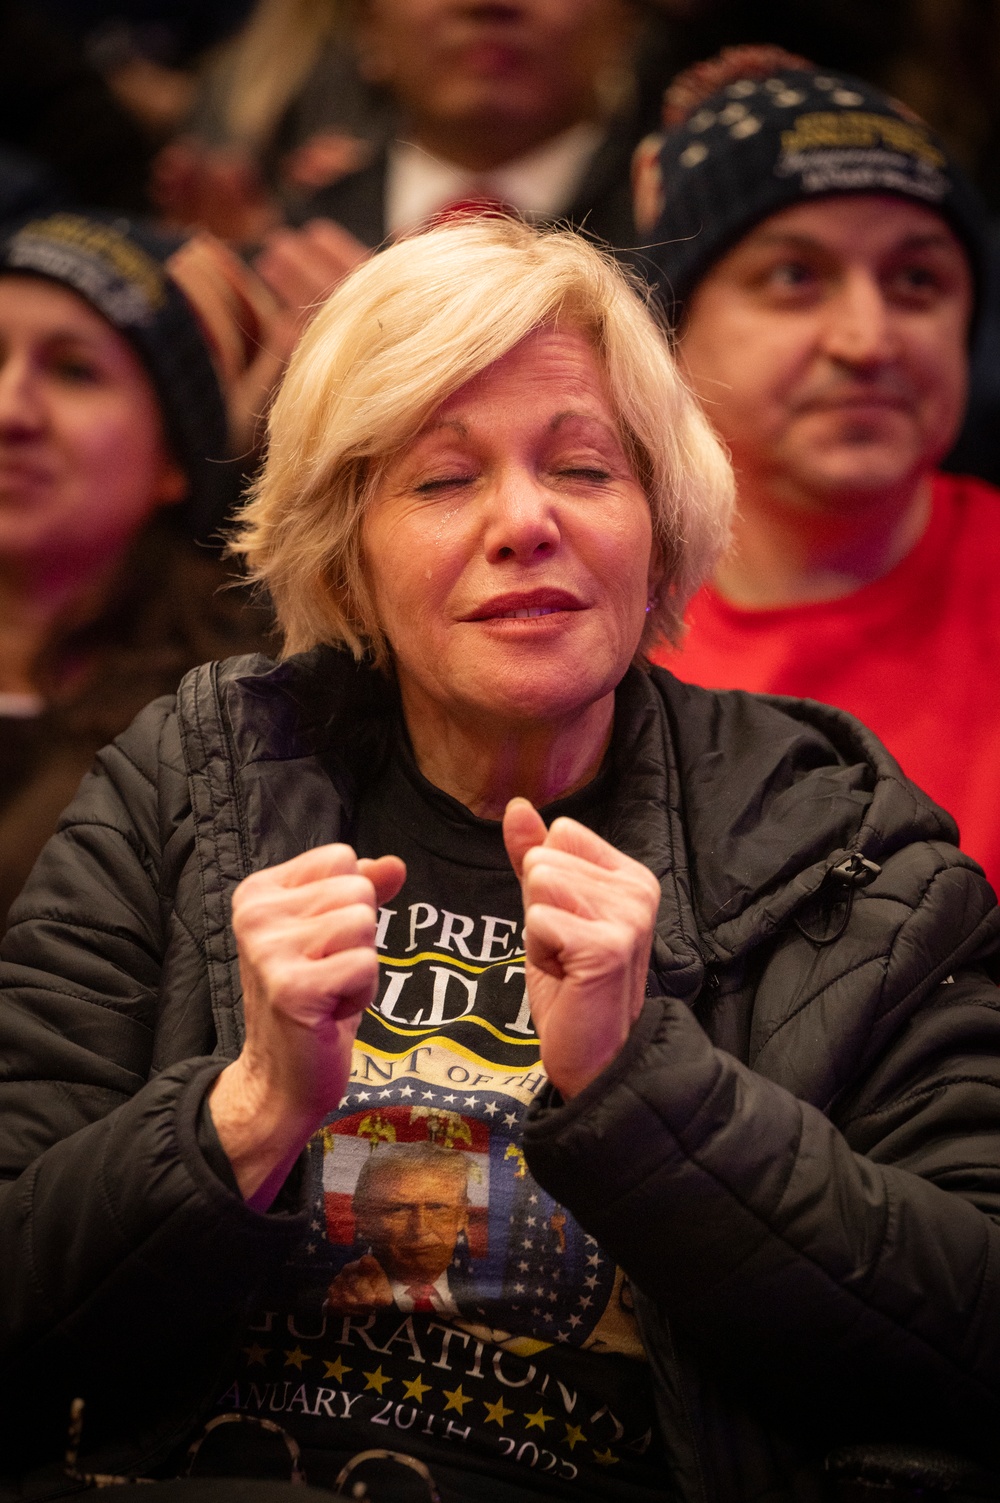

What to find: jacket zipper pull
left=794, top=852, right=882, bottom=947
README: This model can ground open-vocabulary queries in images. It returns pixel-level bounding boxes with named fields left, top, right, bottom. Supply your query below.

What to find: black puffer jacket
left=1, top=649, right=1000, bottom=1500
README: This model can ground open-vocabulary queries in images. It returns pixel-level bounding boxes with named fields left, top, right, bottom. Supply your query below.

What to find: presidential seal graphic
left=310, top=1086, right=618, bottom=1351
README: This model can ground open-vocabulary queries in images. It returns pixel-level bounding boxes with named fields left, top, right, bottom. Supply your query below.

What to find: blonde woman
left=2, top=219, right=999, bottom=1498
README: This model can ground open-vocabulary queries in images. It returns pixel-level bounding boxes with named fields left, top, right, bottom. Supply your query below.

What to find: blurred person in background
left=637, top=46, right=1000, bottom=891
left=155, top=0, right=650, bottom=257
left=0, top=211, right=293, bottom=924
left=153, top=0, right=394, bottom=243
left=302, top=0, right=645, bottom=246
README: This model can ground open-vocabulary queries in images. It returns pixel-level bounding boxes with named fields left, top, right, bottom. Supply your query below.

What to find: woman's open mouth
left=464, top=589, right=585, bottom=623
left=498, top=604, right=562, bottom=619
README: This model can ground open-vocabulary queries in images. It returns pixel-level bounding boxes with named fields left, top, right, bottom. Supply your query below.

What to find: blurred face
left=679, top=196, right=973, bottom=513
left=358, top=1164, right=469, bottom=1283
left=0, top=276, right=185, bottom=579
left=362, top=326, right=655, bottom=736
left=359, top=0, right=636, bottom=160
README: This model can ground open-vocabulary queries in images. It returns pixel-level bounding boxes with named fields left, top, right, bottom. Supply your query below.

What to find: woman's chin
left=456, top=656, right=621, bottom=729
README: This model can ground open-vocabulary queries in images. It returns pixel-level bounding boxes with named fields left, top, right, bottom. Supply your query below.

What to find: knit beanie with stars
left=632, top=45, right=988, bottom=327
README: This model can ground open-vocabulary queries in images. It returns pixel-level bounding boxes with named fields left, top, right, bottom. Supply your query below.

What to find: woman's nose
left=0, top=356, right=46, bottom=436
left=820, top=271, right=898, bottom=369
left=482, top=469, right=561, bottom=563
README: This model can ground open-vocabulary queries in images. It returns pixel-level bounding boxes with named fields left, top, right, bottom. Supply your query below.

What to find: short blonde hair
left=234, top=216, right=733, bottom=661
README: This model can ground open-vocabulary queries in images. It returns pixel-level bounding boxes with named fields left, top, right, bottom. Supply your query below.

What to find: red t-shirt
left=653, top=472, right=1000, bottom=893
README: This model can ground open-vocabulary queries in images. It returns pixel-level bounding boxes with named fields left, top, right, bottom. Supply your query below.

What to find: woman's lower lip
left=456, top=42, right=525, bottom=76
left=803, top=399, right=908, bottom=415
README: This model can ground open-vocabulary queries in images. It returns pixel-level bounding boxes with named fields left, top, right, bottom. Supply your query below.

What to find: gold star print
left=243, top=1343, right=268, bottom=1367
left=284, top=1346, right=308, bottom=1370
left=442, top=1384, right=471, bottom=1415
left=323, top=1357, right=351, bottom=1382
left=402, top=1375, right=431, bottom=1404
left=563, top=1423, right=586, bottom=1450
left=524, top=1407, right=553, bottom=1431
left=483, top=1397, right=513, bottom=1428
left=363, top=1366, right=391, bottom=1394
left=592, top=1448, right=619, bottom=1466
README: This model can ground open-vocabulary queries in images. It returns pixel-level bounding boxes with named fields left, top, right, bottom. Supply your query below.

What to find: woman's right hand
left=208, top=844, right=405, bottom=1210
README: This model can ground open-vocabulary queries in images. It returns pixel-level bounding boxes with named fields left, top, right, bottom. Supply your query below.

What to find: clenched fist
left=209, top=844, right=405, bottom=1210
left=503, top=799, right=660, bottom=1099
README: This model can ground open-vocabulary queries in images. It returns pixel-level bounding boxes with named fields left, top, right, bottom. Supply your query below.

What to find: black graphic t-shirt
left=215, top=736, right=665, bottom=1500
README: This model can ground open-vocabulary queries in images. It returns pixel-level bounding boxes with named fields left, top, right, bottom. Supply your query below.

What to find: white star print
left=484, top=1101, right=499, bottom=1117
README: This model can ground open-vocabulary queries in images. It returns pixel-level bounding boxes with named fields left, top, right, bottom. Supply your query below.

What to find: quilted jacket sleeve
left=523, top=949, right=1000, bottom=1465
left=0, top=700, right=305, bottom=1471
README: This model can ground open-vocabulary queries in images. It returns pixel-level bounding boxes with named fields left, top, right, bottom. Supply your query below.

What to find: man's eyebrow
left=748, top=230, right=959, bottom=253
left=747, top=231, right=825, bottom=251
left=892, top=232, right=964, bottom=252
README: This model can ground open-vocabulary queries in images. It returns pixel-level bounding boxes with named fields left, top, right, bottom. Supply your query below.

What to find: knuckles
left=256, top=948, right=380, bottom=1017
left=522, top=852, right=660, bottom=931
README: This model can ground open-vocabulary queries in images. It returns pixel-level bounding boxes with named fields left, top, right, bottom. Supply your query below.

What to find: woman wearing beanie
left=0, top=213, right=284, bottom=925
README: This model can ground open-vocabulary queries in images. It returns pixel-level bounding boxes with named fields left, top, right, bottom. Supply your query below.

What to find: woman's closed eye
left=557, top=465, right=612, bottom=483
left=414, top=471, right=476, bottom=493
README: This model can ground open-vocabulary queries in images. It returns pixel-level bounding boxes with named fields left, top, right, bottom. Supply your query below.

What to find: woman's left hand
left=503, top=798, right=661, bottom=1099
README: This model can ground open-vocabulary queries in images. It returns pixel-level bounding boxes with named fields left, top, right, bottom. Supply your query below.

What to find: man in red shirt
left=635, top=47, right=1000, bottom=891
